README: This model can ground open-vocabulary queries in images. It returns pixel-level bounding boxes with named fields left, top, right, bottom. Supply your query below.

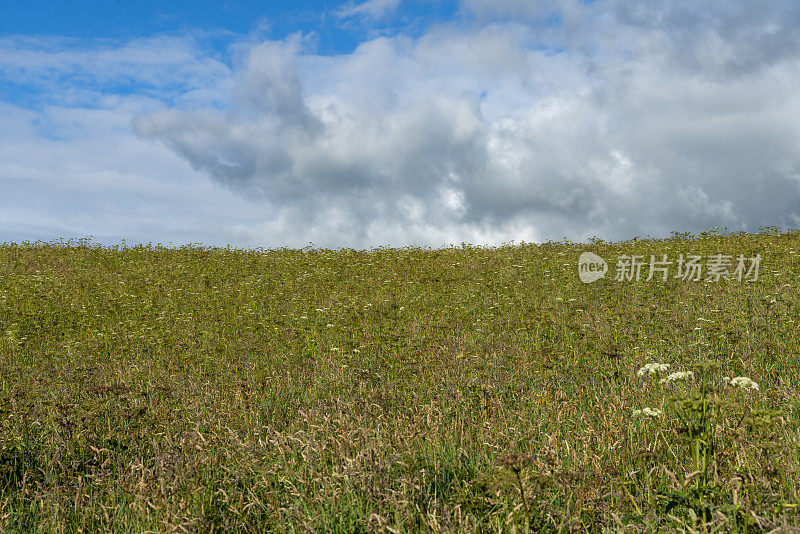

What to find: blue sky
left=1, top=0, right=800, bottom=249
left=0, top=1, right=332, bottom=40
left=0, top=0, right=460, bottom=55
left=0, top=0, right=461, bottom=109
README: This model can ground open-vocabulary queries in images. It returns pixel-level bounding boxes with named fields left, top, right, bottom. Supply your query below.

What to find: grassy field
left=1, top=228, right=799, bottom=532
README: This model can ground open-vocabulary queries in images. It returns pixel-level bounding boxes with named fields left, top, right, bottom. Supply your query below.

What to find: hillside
left=1, top=229, right=799, bottom=532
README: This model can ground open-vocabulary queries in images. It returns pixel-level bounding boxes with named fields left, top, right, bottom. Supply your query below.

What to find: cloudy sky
left=2, top=0, right=799, bottom=249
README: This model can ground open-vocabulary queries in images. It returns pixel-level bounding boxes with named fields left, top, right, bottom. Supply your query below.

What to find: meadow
left=1, top=228, right=799, bottom=532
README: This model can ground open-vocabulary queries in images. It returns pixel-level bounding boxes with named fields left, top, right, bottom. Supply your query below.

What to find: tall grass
left=1, top=228, right=799, bottom=532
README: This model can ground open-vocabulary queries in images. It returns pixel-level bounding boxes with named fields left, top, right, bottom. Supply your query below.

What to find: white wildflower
left=660, top=371, right=695, bottom=384
left=633, top=407, right=662, bottom=418
left=637, top=363, right=670, bottom=377
left=728, top=376, right=759, bottom=391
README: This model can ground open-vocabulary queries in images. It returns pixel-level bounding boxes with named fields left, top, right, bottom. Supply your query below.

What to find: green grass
left=1, top=228, right=799, bottom=532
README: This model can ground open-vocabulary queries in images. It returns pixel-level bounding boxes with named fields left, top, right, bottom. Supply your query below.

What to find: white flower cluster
left=660, top=371, right=695, bottom=384
left=724, top=376, right=759, bottom=391
left=633, top=407, right=662, bottom=418
left=637, top=362, right=670, bottom=376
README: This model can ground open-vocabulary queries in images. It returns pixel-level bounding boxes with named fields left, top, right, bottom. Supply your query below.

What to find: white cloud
left=337, top=0, right=403, bottom=21
left=0, top=99, right=276, bottom=247
left=0, top=37, right=274, bottom=248
left=460, top=0, right=576, bottom=21
left=131, top=8, right=800, bottom=248
left=0, top=34, right=233, bottom=107
left=4, top=1, right=800, bottom=248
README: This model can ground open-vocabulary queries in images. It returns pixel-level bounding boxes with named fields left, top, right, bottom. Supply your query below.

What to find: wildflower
left=728, top=376, right=759, bottom=391
left=637, top=363, right=670, bottom=377
left=633, top=407, right=662, bottom=418
left=660, top=371, right=695, bottom=384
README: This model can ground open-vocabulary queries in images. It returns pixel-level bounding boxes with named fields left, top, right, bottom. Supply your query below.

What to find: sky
left=1, top=0, right=800, bottom=249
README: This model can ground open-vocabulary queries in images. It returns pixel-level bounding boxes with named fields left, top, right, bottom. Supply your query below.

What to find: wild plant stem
left=515, top=470, right=530, bottom=516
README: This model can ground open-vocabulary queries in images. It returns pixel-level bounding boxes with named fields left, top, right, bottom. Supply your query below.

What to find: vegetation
left=1, top=228, right=799, bottom=532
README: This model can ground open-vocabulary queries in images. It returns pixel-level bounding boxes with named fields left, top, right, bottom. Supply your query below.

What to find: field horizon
left=2, top=228, right=799, bottom=532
